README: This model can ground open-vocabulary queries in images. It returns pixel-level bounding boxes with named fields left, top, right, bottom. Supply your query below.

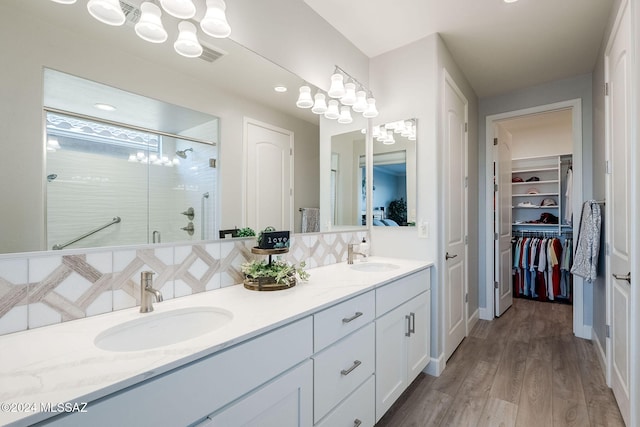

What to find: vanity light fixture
left=174, top=21, right=203, bottom=58
left=296, top=86, right=314, bottom=108
left=135, top=2, right=168, bottom=43
left=160, top=0, right=196, bottom=19
left=382, top=130, right=395, bottom=145
left=87, top=0, right=126, bottom=26
left=298, top=65, right=379, bottom=122
left=324, top=100, right=340, bottom=120
left=311, top=93, right=328, bottom=114
left=200, top=0, right=232, bottom=38
left=337, top=106, right=353, bottom=124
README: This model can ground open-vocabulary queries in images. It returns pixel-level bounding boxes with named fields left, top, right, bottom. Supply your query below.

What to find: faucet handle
left=141, top=271, right=155, bottom=287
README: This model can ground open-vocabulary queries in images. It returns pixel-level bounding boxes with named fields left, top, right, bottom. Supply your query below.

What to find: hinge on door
left=606, top=324, right=611, bottom=338
left=465, top=177, right=468, bottom=188
left=494, top=184, right=498, bottom=192
left=606, top=243, right=610, bottom=256
left=605, top=82, right=609, bottom=96
left=494, top=233, right=498, bottom=241
left=465, top=122, right=468, bottom=132
left=290, top=188, right=293, bottom=196
left=289, top=148, right=293, bottom=156
left=465, top=293, right=468, bottom=303
left=605, top=160, right=611, bottom=174
left=493, top=137, right=498, bottom=146
left=494, top=281, right=499, bottom=289
left=465, top=235, right=468, bottom=245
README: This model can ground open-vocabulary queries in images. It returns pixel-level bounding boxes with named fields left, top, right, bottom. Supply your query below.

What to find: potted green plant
left=240, top=259, right=310, bottom=290
left=237, top=227, right=255, bottom=237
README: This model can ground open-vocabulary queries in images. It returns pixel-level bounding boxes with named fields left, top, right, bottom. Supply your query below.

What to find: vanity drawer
left=315, top=375, right=374, bottom=427
left=376, top=269, right=430, bottom=316
left=314, top=290, right=375, bottom=352
left=313, top=323, right=375, bottom=423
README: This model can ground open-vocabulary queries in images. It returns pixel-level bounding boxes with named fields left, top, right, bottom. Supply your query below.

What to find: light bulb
left=87, top=0, right=126, bottom=26
left=160, top=0, right=196, bottom=19
left=324, top=100, right=340, bottom=120
left=340, top=83, right=357, bottom=106
left=135, top=2, right=168, bottom=43
left=174, top=21, right=203, bottom=58
left=328, top=73, right=345, bottom=98
left=296, top=86, right=314, bottom=109
left=200, top=0, right=231, bottom=38
left=337, top=106, right=353, bottom=124
left=311, top=93, right=328, bottom=114
left=362, top=97, right=379, bottom=118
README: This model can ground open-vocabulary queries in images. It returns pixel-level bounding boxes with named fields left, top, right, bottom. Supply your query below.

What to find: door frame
left=242, top=117, right=294, bottom=231
left=483, top=99, right=587, bottom=338
left=441, top=69, right=470, bottom=360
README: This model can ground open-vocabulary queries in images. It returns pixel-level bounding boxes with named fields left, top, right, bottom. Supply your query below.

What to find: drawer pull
left=342, top=311, right=363, bottom=323
left=341, top=360, right=362, bottom=376
left=354, top=419, right=362, bottom=427
left=405, top=314, right=411, bottom=337
left=409, top=312, right=416, bottom=334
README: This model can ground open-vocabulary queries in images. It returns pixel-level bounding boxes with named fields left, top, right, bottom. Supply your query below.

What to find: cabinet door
left=205, top=360, right=313, bottom=427
left=375, top=303, right=409, bottom=421
left=406, top=290, right=430, bottom=382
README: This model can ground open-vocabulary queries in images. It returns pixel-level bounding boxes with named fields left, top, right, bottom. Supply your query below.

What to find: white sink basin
left=350, top=262, right=400, bottom=272
left=95, top=306, right=233, bottom=352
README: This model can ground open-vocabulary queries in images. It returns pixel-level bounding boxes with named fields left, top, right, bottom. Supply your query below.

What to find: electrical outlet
left=418, top=221, right=429, bottom=238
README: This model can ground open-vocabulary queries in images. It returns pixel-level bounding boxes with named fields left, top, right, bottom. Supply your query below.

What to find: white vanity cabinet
left=374, top=269, right=431, bottom=421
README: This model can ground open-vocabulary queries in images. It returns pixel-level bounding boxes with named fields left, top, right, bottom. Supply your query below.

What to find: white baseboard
left=479, top=307, right=493, bottom=321
left=423, top=353, right=446, bottom=377
left=575, top=324, right=593, bottom=340
left=468, top=308, right=479, bottom=332
left=592, top=330, right=607, bottom=375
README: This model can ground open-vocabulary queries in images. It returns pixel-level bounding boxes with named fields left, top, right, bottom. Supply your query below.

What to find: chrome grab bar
left=52, top=217, right=121, bottom=250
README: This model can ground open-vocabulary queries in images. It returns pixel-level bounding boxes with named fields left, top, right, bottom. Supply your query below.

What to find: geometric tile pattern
left=0, top=230, right=369, bottom=336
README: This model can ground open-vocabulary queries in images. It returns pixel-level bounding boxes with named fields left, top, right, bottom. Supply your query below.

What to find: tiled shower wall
left=0, top=231, right=368, bottom=336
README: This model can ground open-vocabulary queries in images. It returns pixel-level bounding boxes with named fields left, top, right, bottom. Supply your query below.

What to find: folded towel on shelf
left=300, top=208, right=320, bottom=233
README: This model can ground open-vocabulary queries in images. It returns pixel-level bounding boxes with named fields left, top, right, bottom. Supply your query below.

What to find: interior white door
left=245, top=119, right=293, bottom=232
left=606, top=3, right=631, bottom=425
left=443, top=73, right=468, bottom=360
left=494, top=124, right=513, bottom=316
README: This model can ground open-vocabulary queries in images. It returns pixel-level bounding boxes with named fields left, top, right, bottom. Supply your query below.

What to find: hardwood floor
left=376, top=298, right=625, bottom=427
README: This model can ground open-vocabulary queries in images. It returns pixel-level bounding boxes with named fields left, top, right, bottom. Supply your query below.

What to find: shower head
left=176, top=147, right=193, bottom=159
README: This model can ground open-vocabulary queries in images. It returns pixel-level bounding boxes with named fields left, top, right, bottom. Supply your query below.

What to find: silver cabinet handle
left=409, top=312, right=416, bottom=334
left=354, top=419, right=362, bottom=427
left=342, top=312, right=363, bottom=323
left=405, top=314, right=411, bottom=337
left=446, top=252, right=458, bottom=260
left=613, top=272, right=631, bottom=283
left=340, top=360, right=362, bottom=376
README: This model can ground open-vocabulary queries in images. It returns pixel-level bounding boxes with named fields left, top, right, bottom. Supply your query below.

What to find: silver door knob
left=446, top=252, right=458, bottom=260
left=612, top=272, right=631, bottom=283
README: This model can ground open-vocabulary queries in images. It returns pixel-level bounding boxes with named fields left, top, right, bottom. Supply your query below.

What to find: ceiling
left=304, top=0, right=615, bottom=98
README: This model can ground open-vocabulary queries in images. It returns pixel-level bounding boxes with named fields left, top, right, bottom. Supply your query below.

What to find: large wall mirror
left=369, top=119, right=417, bottom=227
left=0, top=0, right=330, bottom=255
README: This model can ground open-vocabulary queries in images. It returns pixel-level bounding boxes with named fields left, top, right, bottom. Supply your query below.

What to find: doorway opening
left=484, top=99, right=587, bottom=339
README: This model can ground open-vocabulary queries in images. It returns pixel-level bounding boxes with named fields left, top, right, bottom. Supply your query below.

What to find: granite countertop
left=0, top=257, right=432, bottom=426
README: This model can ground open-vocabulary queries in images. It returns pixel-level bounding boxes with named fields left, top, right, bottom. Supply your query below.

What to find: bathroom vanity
left=0, top=258, right=432, bottom=427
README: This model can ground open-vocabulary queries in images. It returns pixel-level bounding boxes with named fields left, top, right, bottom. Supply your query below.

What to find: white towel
left=570, top=200, right=601, bottom=282
left=301, top=208, right=320, bottom=233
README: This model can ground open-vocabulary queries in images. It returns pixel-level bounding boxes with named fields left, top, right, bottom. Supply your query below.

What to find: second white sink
left=350, top=262, right=400, bottom=272
left=95, top=306, right=233, bottom=352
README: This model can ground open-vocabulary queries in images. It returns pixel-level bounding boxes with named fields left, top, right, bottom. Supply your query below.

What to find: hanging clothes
left=571, top=201, right=602, bottom=282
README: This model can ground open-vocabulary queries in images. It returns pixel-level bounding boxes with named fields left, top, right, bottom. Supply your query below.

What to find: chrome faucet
left=347, top=243, right=367, bottom=264
left=140, top=271, right=163, bottom=313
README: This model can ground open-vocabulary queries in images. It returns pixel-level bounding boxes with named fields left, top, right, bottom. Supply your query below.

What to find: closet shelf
left=512, top=180, right=558, bottom=185
left=512, top=223, right=561, bottom=227
left=512, top=193, right=559, bottom=197
left=512, top=167, right=558, bottom=174
left=512, top=206, right=559, bottom=209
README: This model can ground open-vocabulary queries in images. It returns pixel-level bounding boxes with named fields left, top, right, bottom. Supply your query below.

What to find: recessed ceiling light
left=504, top=0, right=519, bottom=3
left=274, top=86, right=287, bottom=93
left=94, top=103, right=117, bottom=111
